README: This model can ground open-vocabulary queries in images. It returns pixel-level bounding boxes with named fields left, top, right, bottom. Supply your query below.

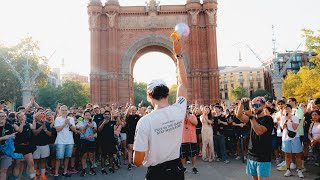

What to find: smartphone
left=243, top=101, right=250, bottom=111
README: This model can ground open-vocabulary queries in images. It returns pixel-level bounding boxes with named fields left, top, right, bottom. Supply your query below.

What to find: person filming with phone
left=236, top=97, right=274, bottom=180
left=280, top=104, right=304, bottom=178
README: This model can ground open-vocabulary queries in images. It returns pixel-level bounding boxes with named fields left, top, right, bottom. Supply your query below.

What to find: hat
left=147, top=79, right=167, bottom=92
left=93, top=104, right=100, bottom=109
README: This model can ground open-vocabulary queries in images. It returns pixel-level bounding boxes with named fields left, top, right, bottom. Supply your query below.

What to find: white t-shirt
left=54, top=117, right=75, bottom=144
left=275, top=111, right=285, bottom=137
left=133, top=96, right=187, bottom=167
left=280, top=115, right=299, bottom=141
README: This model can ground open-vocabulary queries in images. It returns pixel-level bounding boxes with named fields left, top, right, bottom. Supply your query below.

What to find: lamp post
left=0, top=45, right=41, bottom=106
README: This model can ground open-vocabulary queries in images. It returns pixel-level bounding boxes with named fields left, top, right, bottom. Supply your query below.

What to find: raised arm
left=174, top=40, right=187, bottom=99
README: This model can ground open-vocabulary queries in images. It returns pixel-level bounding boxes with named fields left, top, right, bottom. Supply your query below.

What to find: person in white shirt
left=133, top=39, right=187, bottom=180
left=280, top=104, right=304, bottom=178
left=53, top=105, right=78, bottom=180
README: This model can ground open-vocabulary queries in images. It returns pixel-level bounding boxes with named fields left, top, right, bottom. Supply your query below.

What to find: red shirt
left=182, top=114, right=197, bottom=143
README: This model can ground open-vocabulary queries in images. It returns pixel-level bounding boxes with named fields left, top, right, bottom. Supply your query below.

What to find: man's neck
left=153, top=99, right=169, bottom=110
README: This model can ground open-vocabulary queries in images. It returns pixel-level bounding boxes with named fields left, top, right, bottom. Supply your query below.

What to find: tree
left=168, top=84, right=177, bottom=104
left=0, top=36, right=49, bottom=106
left=134, top=82, right=150, bottom=107
left=37, top=85, right=60, bottom=110
left=282, top=29, right=320, bottom=102
left=228, top=86, right=247, bottom=102
left=58, top=80, right=89, bottom=107
left=251, top=89, right=272, bottom=100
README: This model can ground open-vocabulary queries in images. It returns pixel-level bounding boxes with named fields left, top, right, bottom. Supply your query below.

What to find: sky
left=0, top=0, right=319, bottom=87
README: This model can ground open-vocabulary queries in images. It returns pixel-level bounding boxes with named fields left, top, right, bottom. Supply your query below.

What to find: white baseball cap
left=147, top=79, right=167, bottom=92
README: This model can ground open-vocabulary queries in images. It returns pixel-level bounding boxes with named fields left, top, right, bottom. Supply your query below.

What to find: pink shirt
left=182, top=114, right=197, bottom=143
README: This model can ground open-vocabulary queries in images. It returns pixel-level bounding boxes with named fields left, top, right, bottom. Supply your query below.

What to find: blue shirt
left=77, top=120, right=97, bottom=142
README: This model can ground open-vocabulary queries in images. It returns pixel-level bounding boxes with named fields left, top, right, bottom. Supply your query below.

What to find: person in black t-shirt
left=194, top=107, right=202, bottom=156
left=236, top=97, right=274, bottom=180
left=125, top=106, right=140, bottom=170
left=212, top=106, right=229, bottom=163
left=32, top=111, right=52, bottom=180
left=12, top=111, right=37, bottom=180
left=0, top=110, right=16, bottom=180
left=98, top=111, right=117, bottom=174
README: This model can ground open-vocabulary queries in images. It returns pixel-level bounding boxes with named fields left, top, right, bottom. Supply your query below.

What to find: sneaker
left=62, top=172, right=71, bottom=178
left=50, top=169, right=55, bottom=176
left=182, top=167, right=187, bottom=173
left=235, top=156, right=241, bottom=160
left=277, top=165, right=287, bottom=171
left=297, top=170, right=304, bottom=178
left=192, top=168, right=198, bottom=174
left=224, top=160, right=230, bottom=164
left=54, top=175, right=59, bottom=180
left=101, top=168, right=108, bottom=175
left=128, top=164, right=132, bottom=170
left=89, top=168, right=96, bottom=175
left=80, top=170, right=86, bottom=177
left=69, top=168, right=78, bottom=174
left=315, top=162, right=320, bottom=167
left=215, top=158, right=221, bottom=162
left=275, top=158, right=281, bottom=165
left=284, top=170, right=292, bottom=177
left=109, top=167, right=115, bottom=173
left=290, top=163, right=296, bottom=170
left=40, top=174, right=48, bottom=180
left=278, top=160, right=286, bottom=167
left=187, top=160, right=191, bottom=164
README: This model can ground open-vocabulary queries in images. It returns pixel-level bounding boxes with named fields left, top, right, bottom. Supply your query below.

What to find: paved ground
left=47, top=158, right=318, bottom=180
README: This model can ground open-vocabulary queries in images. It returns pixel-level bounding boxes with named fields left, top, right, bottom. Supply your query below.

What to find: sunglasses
left=251, top=103, right=262, bottom=108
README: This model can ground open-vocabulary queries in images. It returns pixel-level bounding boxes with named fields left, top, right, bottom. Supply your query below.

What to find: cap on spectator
left=46, top=111, right=54, bottom=116
left=147, top=79, right=167, bottom=92
left=93, top=104, right=100, bottom=109
left=0, top=100, right=5, bottom=104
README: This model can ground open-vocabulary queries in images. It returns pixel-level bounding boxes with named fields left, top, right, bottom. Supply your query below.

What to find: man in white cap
left=133, top=39, right=187, bottom=180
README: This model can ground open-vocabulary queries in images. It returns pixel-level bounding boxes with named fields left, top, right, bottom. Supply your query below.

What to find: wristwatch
left=176, top=54, right=183, bottom=58
left=249, top=116, right=254, bottom=120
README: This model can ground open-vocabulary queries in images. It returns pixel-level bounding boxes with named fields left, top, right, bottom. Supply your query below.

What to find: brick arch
left=120, top=34, right=189, bottom=75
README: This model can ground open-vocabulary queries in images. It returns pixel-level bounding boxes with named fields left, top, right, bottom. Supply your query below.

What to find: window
left=258, top=82, right=261, bottom=89
left=240, top=83, right=243, bottom=87
left=231, top=84, right=234, bottom=88
left=296, top=55, right=302, bottom=62
left=250, top=90, right=253, bottom=97
left=225, top=92, right=228, bottom=99
left=249, top=73, right=253, bottom=81
left=257, top=72, right=261, bottom=81
left=220, top=93, right=223, bottom=99
left=250, top=82, right=253, bottom=88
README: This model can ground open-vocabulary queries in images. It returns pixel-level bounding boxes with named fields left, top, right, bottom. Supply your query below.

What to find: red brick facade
left=88, top=0, right=219, bottom=105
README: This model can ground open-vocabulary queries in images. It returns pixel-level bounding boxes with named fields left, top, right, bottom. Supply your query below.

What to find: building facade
left=61, top=72, right=89, bottom=84
left=88, top=0, right=220, bottom=105
left=219, top=66, right=265, bottom=104
left=263, top=51, right=316, bottom=94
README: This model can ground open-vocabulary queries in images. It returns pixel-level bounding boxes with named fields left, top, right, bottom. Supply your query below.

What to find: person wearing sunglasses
left=236, top=97, right=274, bottom=180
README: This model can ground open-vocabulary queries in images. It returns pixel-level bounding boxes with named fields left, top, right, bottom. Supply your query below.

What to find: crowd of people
left=0, top=96, right=319, bottom=180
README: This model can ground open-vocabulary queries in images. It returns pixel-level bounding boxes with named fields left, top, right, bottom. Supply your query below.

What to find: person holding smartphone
left=77, top=110, right=97, bottom=177
left=280, top=104, right=303, bottom=178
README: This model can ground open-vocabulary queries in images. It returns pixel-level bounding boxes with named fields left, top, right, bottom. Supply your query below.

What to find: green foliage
left=58, top=80, right=89, bottom=107
left=0, top=36, right=49, bottom=106
left=250, top=89, right=271, bottom=99
left=36, top=80, right=89, bottom=109
left=134, top=82, right=150, bottom=107
left=228, top=86, right=247, bottom=102
left=168, top=84, right=177, bottom=104
left=302, top=29, right=320, bottom=66
left=282, top=29, right=320, bottom=102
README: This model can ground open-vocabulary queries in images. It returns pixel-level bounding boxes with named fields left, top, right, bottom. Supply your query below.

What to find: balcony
left=238, top=78, right=244, bottom=83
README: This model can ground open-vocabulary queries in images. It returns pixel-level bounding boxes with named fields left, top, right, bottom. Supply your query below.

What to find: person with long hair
left=308, top=110, right=320, bottom=180
left=200, top=106, right=215, bottom=162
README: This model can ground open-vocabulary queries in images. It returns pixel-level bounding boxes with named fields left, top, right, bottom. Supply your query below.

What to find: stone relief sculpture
left=106, top=12, right=117, bottom=28
left=189, top=11, right=200, bottom=25
left=205, top=9, right=217, bottom=25
left=89, top=12, right=100, bottom=29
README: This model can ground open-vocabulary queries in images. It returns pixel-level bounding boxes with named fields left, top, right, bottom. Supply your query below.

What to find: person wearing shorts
left=237, top=97, right=274, bottom=180
left=77, top=110, right=97, bottom=177
left=54, top=105, right=77, bottom=180
left=12, top=112, right=37, bottom=180
left=280, top=104, right=304, bottom=178
left=0, top=110, right=16, bottom=180
left=98, top=111, right=117, bottom=174
left=180, top=106, right=198, bottom=174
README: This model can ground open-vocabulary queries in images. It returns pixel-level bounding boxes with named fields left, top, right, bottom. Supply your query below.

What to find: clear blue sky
left=0, top=0, right=319, bottom=86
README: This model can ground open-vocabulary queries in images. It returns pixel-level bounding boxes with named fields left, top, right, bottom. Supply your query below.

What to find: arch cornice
left=120, top=34, right=189, bottom=75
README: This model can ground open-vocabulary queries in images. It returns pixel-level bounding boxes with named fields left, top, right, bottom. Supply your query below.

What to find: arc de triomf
left=88, top=0, right=219, bottom=105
